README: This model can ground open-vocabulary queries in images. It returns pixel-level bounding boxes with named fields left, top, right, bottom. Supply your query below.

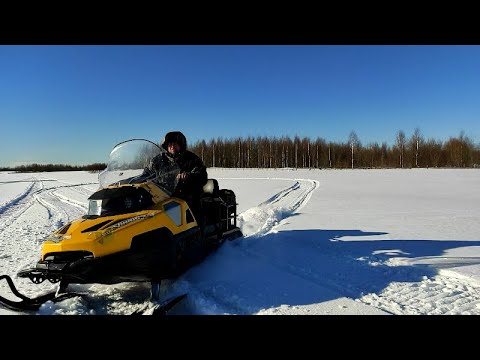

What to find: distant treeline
left=2, top=130, right=480, bottom=171
left=189, top=129, right=480, bottom=169
left=0, top=163, right=107, bottom=172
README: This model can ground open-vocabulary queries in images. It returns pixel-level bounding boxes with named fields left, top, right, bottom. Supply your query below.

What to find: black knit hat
left=161, top=131, right=187, bottom=151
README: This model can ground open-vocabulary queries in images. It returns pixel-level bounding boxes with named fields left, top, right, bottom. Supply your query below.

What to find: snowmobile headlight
left=88, top=199, right=102, bottom=216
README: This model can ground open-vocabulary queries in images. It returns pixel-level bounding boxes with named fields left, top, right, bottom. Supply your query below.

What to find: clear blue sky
left=1, top=45, right=479, bottom=167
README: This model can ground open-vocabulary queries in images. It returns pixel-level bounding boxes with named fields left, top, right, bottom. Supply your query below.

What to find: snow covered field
left=1, top=168, right=480, bottom=315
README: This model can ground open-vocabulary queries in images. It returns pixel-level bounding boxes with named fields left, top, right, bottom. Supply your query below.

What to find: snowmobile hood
left=42, top=209, right=160, bottom=259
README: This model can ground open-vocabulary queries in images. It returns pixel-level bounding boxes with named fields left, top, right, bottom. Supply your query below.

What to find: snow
left=1, top=168, right=480, bottom=315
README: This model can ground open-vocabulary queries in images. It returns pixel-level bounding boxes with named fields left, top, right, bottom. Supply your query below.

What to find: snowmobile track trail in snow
left=358, top=270, right=480, bottom=315
left=0, top=178, right=95, bottom=304
left=236, top=178, right=318, bottom=238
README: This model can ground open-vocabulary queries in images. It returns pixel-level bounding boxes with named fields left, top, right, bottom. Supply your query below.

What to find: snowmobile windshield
left=98, top=139, right=180, bottom=194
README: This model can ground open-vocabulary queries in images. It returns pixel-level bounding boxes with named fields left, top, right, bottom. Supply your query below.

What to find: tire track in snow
left=50, top=189, right=89, bottom=213
left=357, top=267, right=480, bottom=315
left=34, top=187, right=71, bottom=230
left=0, top=178, right=93, bottom=301
left=64, top=184, right=96, bottom=199
left=237, top=178, right=318, bottom=238
left=0, top=180, right=36, bottom=214
left=0, top=179, right=87, bottom=255
left=0, top=180, right=38, bottom=237
left=0, top=178, right=59, bottom=299
left=51, top=180, right=98, bottom=196
left=233, top=238, right=480, bottom=315
left=41, top=181, right=95, bottom=219
left=0, top=179, right=69, bottom=252
left=33, top=180, right=92, bottom=230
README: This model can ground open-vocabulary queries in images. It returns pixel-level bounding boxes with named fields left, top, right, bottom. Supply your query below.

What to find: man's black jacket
left=170, top=150, right=208, bottom=202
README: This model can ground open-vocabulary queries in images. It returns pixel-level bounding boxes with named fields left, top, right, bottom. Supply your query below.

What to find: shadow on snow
left=179, top=229, right=480, bottom=314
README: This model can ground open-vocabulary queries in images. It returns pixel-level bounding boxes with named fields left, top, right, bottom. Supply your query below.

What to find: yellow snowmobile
left=0, top=139, right=242, bottom=312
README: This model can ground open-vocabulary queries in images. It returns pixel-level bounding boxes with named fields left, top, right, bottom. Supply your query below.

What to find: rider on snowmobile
left=150, top=131, right=208, bottom=230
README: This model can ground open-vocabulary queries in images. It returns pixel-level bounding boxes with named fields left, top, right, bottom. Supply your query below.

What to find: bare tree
left=212, top=141, right=216, bottom=167
left=269, top=140, right=272, bottom=168
left=294, top=135, right=300, bottom=169
left=328, top=142, right=332, bottom=168
left=396, top=130, right=406, bottom=168
left=444, top=131, right=474, bottom=167
left=381, top=142, right=388, bottom=168
left=248, top=138, right=255, bottom=168
left=409, top=127, right=423, bottom=168
left=348, top=131, right=360, bottom=169
left=307, top=140, right=311, bottom=169
left=424, top=138, right=442, bottom=167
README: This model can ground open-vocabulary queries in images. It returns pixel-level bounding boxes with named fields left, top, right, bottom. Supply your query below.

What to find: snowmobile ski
left=0, top=274, right=81, bottom=312
left=131, top=293, right=188, bottom=316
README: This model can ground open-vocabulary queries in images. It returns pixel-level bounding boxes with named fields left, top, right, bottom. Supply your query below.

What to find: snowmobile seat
left=201, top=179, right=220, bottom=230
left=202, top=179, right=219, bottom=197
